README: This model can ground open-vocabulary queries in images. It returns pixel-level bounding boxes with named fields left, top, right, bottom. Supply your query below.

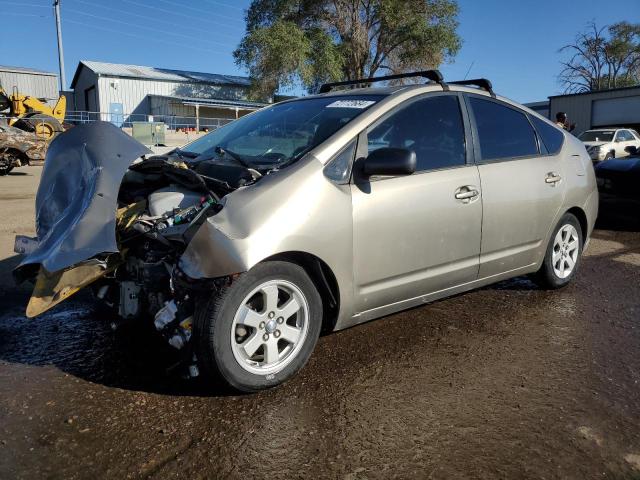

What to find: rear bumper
left=582, top=189, right=599, bottom=252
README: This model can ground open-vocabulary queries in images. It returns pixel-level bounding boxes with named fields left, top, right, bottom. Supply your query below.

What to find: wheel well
left=567, top=207, right=588, bottom=244
left=262, top=252, right=340, bottom=333
left=0, top=148, right=28, bottom=163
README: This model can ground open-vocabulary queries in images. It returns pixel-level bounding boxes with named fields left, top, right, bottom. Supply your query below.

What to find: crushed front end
left=13, top=122, right=254, bottom=375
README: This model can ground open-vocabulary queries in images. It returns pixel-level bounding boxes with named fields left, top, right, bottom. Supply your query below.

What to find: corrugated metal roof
left=149, top=94, right=267, bottom=110
left=75, top=60, right=250, bottom=87
left=548, top=85, right=640, bottom=99
left=524, top=101, right=549, bottom=107
left=0, top=65, right=57, bottom=76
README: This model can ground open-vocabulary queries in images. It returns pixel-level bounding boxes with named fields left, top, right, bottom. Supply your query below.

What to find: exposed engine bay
left=13, top=122, right=271, bottom=375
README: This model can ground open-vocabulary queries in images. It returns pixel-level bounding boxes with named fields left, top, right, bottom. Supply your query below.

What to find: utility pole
left=53, top=0, right=66, bottom=91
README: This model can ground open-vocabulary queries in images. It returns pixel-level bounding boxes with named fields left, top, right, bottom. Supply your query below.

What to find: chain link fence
left=63, top=110, right=235, bottom=146
left=1, top=110, right=235, bottom=157
left=64, top=110, right=234, bottom=131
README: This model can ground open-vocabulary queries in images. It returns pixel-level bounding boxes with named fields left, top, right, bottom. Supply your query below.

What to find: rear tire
left=531, top=213, right=583, bottom=289
left=194, top=261, right=323, bottom=392
left=604, top=152, right=614, bottom=160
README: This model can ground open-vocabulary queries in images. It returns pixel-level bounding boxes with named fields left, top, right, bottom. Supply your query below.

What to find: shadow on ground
left=0, top=252, right=235, bottom=397
left=595, top=195, right=640, bottom=232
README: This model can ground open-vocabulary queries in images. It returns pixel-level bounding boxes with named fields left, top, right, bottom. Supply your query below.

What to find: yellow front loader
left=0, top=83, right=65, bottom=140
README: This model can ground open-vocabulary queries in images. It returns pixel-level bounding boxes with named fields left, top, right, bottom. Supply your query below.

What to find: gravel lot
left=1, top=166, right=639, bottom=479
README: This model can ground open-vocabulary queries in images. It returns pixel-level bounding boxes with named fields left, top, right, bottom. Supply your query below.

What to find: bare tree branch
left=559, top=21, right=640, bottom=93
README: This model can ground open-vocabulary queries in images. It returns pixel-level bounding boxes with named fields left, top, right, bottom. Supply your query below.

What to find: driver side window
left=366, top=95, right=466, bottom=172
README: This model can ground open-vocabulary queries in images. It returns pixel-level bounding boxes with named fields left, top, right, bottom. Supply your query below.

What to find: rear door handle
left=454, top=186, right=480, bottom=203
left=545, top=172, right=562, bottom=185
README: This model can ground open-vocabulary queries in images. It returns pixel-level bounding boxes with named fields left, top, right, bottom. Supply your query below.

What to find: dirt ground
left=1, top=166, right=640, bottom=479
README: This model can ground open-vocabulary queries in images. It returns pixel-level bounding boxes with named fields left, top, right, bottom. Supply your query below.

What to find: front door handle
left=545, top=172, right=562, bottom=185
left=454, top=186, right=480, bottom=203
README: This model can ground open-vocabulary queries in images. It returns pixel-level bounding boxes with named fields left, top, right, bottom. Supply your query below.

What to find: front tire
left=195, top=261, right=323, bottom=392
left=0, top=150, right=16, bottom=175
left=532, top=213, right=583, bottom=289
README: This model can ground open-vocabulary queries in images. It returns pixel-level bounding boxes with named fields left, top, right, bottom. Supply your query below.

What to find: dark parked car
left=595, top=145, right=640, bottom=199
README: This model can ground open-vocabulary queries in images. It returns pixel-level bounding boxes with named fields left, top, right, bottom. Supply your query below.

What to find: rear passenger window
left=469, top=97, right=538, bottom=161
left=367, top=95, right=466, bottom=172
left=530, top=116, right=564, bottom=155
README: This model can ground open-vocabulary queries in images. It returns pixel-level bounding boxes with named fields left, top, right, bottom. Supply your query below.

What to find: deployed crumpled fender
left=14, top=122, right=150, bottom=282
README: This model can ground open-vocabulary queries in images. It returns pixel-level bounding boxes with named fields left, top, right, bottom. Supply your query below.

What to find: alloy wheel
left=552, top=224, right=579, bottom=279
left=230, top=279, right=310, bottom=375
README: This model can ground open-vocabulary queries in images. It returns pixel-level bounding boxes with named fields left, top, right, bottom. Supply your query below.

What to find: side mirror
left=625, top=145, right=638, bottom=155
left=362, top=147, right=416, bottom=177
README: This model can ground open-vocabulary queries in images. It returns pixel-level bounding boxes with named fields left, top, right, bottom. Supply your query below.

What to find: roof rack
left=449, top=78, right=495, bottom=98
left=318, top=70, right=448, bottom=94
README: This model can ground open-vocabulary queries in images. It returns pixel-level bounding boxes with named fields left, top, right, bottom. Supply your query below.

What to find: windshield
left=579, top=130, right=614, bottom=142
left=179, top=95, right=384, bottom=169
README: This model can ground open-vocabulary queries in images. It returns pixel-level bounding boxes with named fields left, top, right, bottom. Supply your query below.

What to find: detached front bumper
left=588, top=149, right=606, bottom=162
left=587, top=146, right=607, bottom=163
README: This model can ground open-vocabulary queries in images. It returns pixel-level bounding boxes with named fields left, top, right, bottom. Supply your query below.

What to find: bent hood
left=15, top=122, right=150, bottom=280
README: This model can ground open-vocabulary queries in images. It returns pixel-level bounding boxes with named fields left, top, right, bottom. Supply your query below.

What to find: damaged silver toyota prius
left=14, top=71, right=598, bottom=392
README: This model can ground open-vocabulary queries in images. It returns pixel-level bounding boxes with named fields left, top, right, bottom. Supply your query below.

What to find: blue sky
left=1, top=0, right=637, bottom=103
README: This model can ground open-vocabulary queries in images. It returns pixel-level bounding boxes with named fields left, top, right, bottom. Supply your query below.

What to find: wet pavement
left=1, top=192, right=640, bottom=478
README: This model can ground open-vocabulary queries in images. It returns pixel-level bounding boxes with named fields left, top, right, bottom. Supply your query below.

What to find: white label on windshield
left=326, top=100, right=376, bottom=109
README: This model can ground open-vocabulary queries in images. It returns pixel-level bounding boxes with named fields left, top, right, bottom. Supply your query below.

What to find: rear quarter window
left=469, top=97, right=538, bottom=162
left=530, top=116, right=564, bottom=155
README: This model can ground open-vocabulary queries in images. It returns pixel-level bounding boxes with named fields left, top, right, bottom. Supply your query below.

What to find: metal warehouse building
left=0, top=65, right=59, bottom=105
left=549, top=86, right=640, bottom=135
left=70, top=60, right=269, bottom=129
left=523, top=101, right=550, bottom=119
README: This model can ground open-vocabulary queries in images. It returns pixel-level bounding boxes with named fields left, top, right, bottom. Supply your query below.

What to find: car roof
left=308, top=85, right=411, bottom=97
left=298, top=82, right=499, bottom=100
left=277, top=83, right=547, bottom=126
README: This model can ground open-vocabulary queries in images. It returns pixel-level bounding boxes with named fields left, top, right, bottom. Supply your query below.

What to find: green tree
left=234, top=0, right=461, bottom=99
left=559, top=21, right=640, bottom=93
